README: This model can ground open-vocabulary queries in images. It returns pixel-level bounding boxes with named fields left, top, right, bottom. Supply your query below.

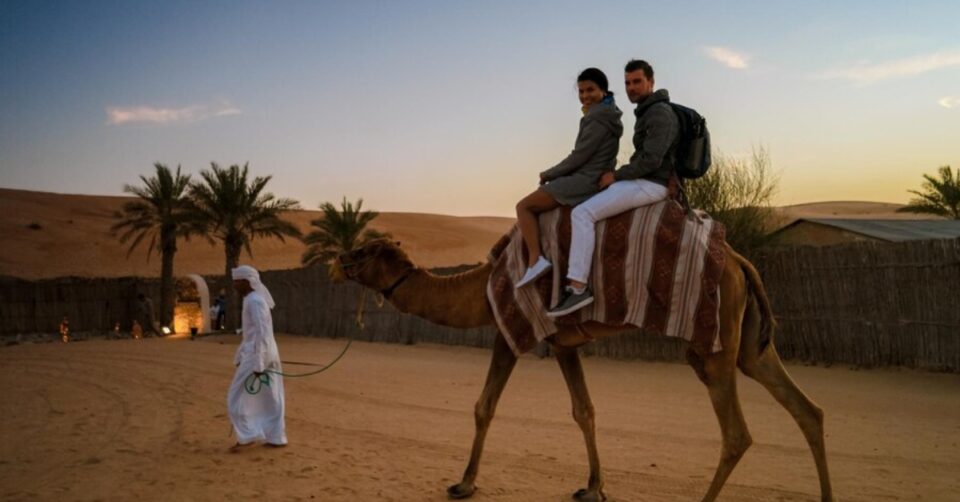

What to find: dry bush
left=684, top=147, right=780, bottom=259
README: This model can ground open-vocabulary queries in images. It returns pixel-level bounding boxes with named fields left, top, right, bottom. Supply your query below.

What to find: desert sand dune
left=1, top=187, right=930, bottom=280
left=776, top=200, right=943, bottom=222
left=0, top=188, right=514, bottom=279
left=1, top=336, right=958, bottom=501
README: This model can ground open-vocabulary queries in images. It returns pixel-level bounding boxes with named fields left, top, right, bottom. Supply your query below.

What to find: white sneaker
left=515, top=256, right=552, bottom=288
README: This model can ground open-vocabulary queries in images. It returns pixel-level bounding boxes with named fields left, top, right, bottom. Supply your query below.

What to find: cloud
left=106, top=101, right=241, bottom=125
left=703, top=46, right=749, bottom=69
left=816, top=49, right=960, bottom=84
left=939, top=96, right=960, bottom=109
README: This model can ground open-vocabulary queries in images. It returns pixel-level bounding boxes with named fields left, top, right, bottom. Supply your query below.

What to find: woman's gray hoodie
left=539, top=98, right=624, bottom=206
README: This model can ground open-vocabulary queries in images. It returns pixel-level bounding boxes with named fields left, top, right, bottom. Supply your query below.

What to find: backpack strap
left=669, top=174, right=697, bottom=220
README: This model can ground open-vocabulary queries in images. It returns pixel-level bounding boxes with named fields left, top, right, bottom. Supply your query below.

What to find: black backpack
left=667, top=102, right=711, bottom=180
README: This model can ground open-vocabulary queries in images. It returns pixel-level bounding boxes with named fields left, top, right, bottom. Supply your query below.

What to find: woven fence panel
left=761, top=237, right=959, bottom=371
left=3, top=238, right=957, bottom=371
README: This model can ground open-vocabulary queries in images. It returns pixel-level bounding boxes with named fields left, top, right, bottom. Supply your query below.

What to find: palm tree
left=896, top=166, right=960, bottom=219
left=111, top=163, right=196, bottom=329
left=189, top=163, right=301, bottom=329
left=301, top=197, right=390, bottom=278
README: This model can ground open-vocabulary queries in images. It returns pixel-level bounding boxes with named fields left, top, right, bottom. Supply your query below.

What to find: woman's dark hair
left=577, top=67, right=610, bottom=94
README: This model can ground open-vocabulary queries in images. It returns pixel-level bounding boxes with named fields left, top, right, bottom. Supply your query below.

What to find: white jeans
left=567, top=179, right=669, bottom=284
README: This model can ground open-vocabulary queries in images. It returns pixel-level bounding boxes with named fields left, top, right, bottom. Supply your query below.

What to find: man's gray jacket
left=613, top=89, right=678, bottom=186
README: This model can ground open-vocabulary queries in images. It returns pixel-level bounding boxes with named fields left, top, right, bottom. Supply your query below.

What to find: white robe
left=227, top=291, right=287, bottom=445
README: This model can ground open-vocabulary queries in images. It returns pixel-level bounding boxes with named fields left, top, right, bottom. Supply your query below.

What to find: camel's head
left=337, top=239, right=415, bottom=292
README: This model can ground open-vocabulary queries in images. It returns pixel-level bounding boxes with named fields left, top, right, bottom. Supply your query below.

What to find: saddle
left=486, top=196, right=726, bottom=356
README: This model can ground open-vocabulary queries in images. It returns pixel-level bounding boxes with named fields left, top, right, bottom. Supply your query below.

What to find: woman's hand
left=598, top=172, right=616, bottom=189
left=539, top=173, right=547, bottom=185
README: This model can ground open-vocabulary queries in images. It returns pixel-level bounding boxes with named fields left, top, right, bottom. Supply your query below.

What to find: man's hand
left=539, top=174, right=547, bottom=186
left=598, top=172, right=616, bottom=189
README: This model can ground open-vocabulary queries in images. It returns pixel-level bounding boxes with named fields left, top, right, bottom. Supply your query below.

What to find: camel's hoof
left=447, top=482, right=476, bottom=499
left=573, top=487, right=606, bottom=502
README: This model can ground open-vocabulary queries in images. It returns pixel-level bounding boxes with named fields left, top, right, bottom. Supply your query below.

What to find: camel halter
left=339, top=252, right=379, bottom=278
left=379, top=267, right=416, bottom=299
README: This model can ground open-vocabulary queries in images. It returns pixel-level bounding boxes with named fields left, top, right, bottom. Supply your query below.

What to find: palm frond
left=111, top=163, right=197, bottom=260
left=188, top=162, right=302, bottom=262
left=298, top=196, right=385, bottom=266
left=898, top=166, right=960, bottom=219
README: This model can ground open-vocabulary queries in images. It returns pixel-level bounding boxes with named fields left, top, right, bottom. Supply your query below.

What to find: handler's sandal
left=515, top=256, right=552, bottom=288
left=546, top=286, right=594, bottom=317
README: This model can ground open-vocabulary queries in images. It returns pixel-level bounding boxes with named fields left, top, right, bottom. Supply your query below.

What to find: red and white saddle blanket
left=486, top=199, right=727, bottom=356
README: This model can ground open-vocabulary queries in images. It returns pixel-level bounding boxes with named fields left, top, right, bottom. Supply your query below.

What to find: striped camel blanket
left=485, top=199, right=727, bottom=357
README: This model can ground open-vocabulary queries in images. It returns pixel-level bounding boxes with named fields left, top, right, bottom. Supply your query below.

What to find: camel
left=337, top=238, right=833, bottom=502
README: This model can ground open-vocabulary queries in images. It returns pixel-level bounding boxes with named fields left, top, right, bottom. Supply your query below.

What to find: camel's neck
left=387, top=263, right=494, bottom=328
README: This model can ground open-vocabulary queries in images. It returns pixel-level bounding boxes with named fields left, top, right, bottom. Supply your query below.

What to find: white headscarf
left=231, top=265, right=275, bottom=309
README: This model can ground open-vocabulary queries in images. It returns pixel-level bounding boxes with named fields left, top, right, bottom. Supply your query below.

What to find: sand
left=1, top=335, right=958, bottom=501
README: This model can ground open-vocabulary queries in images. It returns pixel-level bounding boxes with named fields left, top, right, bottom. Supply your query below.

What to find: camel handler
left=227, top=265, right=287, bottom=451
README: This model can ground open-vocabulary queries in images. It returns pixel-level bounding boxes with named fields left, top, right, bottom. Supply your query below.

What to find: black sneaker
left=547, top=286, right=594, bottom=317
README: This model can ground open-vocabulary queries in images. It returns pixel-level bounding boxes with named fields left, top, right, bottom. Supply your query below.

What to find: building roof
left=774, top=219, right=960, bottom=242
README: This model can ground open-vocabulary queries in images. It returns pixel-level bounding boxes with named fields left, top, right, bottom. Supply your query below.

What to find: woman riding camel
left=514, top=67, right=623, bottom=287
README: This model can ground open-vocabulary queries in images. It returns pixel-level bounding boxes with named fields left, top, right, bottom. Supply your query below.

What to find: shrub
left=684, top=147, right=780, bottom=259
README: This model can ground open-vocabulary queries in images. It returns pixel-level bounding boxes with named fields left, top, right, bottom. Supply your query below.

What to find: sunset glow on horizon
left=2, top=1, right=958, bottom=216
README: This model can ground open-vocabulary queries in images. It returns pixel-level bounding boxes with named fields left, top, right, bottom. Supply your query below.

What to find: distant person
left=548, top=59, right=676, bottom=317
left=59, top=315, right=70, bottom=343
left=227, top=265, right=286, bottom=451
left=131, top=319, right=143, bottom=340
left=213, top=293, right=227, bottom=331
left=136, top=293, right=163, bottom=337
left=514, top=67, right=623, bottom=288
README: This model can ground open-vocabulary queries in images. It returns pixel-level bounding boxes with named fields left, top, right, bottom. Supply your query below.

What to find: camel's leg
left=447, top=334, right=518, bottom=499
left=554, top=344, right=605, bottom=502
left=689, top=344, right=753, bottom=502
left=739, top=298, right=834, bottom=501
left=688, top=266, right=753, bottom=502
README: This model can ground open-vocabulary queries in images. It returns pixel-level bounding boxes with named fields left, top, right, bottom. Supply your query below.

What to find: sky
left=1, top=0, right=958, bottom=216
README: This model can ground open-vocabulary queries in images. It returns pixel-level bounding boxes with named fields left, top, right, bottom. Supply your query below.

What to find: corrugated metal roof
left=800, top=219, right=960, bottom=241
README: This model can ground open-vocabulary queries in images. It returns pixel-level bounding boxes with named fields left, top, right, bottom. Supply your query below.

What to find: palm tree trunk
left=159, top=231, right=177, bottom=329
left=224, top=242, right=242, bottom=331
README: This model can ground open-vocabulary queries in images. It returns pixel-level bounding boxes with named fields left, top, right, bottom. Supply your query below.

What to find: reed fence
left=3, top=237, right=957, bottom=371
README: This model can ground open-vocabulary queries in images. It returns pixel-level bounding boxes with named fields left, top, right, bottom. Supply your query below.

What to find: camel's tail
left=728, top=246, right=777, bottom=354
